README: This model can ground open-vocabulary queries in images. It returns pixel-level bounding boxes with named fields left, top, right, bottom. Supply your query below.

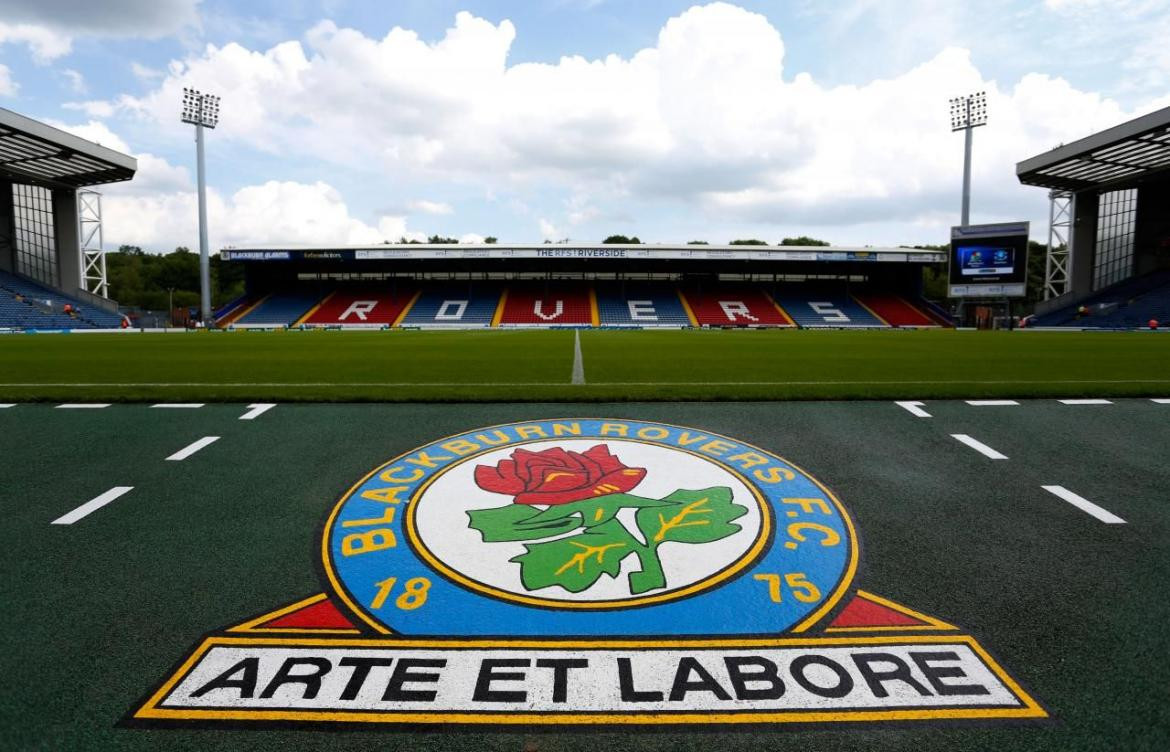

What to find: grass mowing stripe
left=1, top=329, right=1168, bottom=402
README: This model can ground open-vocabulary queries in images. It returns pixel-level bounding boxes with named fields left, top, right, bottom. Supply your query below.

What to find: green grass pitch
left=0, top=328, right=1167, bottom=402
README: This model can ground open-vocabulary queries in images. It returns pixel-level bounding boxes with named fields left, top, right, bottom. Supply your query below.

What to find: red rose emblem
left=474, top=445, right=647, bottom=506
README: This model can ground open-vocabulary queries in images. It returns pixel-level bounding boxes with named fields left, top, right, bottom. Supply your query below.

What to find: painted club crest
left=134, top=419, right=1045, bottom=726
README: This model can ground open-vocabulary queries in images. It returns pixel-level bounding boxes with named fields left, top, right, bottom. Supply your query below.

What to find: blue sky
left=1, top=0, right=1167, bottom=250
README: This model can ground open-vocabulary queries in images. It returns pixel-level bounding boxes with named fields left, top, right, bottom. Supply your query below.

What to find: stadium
left=2, top=5, right=1170, bottom=752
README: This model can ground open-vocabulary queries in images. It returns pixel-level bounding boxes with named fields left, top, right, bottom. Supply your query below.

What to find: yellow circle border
left=321, top=418, right=858, bottom=635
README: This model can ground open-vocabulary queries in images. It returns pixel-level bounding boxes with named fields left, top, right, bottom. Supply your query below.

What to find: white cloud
left=62, top=69, right=86, bottom=93
left=92, top=4, right=1168, bottom=241
left=2, top=0, right=200, bottom=37
left=408, top=199, right=454, bottom=215
left=0, top=64, right=16, bottom=96
left=63, top=100, right=116, bottom=118
left=0, top=22, right=73, bottom=63
left=459, top=233, right=486, bottom=244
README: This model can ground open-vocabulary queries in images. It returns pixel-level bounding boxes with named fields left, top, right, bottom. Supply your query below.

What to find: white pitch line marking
left=239, top=403, right=276, bottom=421
left=895, top=401, right=931, bottom=418
left=52, top=486, right=134, bottom=525
left=1058, top=399, right=1113, bottom=405
left=1042, top=485, right=1126, bottom=524
left=950, top=434, right=1008, bottom=460
left=56, top=403, right=110, bottom=409
left=571, top=330, right=586, bottom=386
left=0, top=403, right=14, bottom=408
left=1152, top=398, right=1170, bottom=404
left=966, top=400, right=1019, bottom=406
left=166, top=436, right=220, bottom=461
left=151, top=403, right=205, bottom=409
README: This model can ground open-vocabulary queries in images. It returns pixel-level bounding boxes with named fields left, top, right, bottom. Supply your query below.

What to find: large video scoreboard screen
left=949, top=222, right=1029, bottom=298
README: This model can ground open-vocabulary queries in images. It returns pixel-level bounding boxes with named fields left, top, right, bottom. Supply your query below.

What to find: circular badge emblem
left=324, top=419, right=856, bottom=636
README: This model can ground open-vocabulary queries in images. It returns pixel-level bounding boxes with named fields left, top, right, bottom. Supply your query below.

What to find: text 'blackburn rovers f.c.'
left=134, top=419, right=1046, bottom=726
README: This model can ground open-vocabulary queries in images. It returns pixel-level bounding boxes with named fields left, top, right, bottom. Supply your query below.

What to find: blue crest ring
left=323, top=419, right=858, bottom=637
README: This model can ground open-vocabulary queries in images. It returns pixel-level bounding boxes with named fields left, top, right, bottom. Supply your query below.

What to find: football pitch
left=0, top=328, right=1168, bottom=402
left=2, top=398, right=1168, bottom=750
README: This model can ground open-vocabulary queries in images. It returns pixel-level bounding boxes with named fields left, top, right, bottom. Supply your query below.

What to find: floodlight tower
left=949, top=91, right=988, bottom=227
left=180, top=87, right=220, bottom=326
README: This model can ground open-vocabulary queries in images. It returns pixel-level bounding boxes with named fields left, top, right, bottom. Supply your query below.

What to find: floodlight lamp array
left=949, top=91, right=988, bottom=131
left=180, top=87, right=220, bottom=128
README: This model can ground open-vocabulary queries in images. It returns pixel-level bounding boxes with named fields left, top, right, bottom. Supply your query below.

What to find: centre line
left=151, top=403, right=205, bottom=409
left=951, top=434, right=1008, bottom=460
left=895, top=401, right=931, bottom=418
left=52, top=486, right=134, bottom=525
left=239, top=403, right=276, bottom=421
left=966, top=400, right=1019, bottom=406
left=1042, top=485, right=1125, bottom=524
left=571, top=330, right=586, bottom=385
left=166, top=436, right=220, bottom=461
left=1058, top=399, right=1113, bottom=405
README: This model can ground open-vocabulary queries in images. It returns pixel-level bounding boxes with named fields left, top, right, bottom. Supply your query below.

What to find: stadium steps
left=852, top=292, right=939, bottom=327
left=679, top=287, right=794, bottom=327
left=302, top=287, right=420, bottom=326
left=234, top=292, right=322, bottom=326
left=399, top=285, right=502, bottom=327
left=595, top=283, right=691, bottom=326
left=771, top=286, right=887, bottom=328
left=497, top=284, right=593, bottom=326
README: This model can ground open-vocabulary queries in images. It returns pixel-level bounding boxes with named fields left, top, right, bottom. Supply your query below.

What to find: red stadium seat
left=303, top=287, right=418, bottom=326
left=680, top=287, right=794, bottom=326
left=851, top=292, right=939, bottom=327
left=498, top=284, right=593, bottom=325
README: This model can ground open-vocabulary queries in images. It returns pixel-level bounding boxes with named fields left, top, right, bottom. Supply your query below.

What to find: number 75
left=752, top=572, right=821, bottom=603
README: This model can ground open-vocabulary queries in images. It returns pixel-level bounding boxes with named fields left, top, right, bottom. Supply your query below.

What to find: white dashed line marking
left=166, top=436, right=220, bottom=461
left=950, top=434, right=1008, bottom=460
left=52, top=486, right=134, bottom=525
left=895, top=401, right=931, bottom=418
left=239, top=403, right=276, bottom=421
left=966, top=400, right=1019, bottom=406
left=56, top=403, right=110, bottom=409
left=0, top=403, right=14, bottom=408
left=151, top=403, right=205, bottom=409
left=1058, top=399, right=1113, bottom=405
left=1152, top=398, right=1170, bottom=404
left=1042, top=485, right=1125, bottom=524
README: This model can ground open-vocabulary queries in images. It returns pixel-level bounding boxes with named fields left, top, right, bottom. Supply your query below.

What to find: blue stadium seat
left=400, top=285, right=502, bottom=327
left=234, top=291, right=322, bottom=326
left=0, top=270, right=122, bottom=329
left=771, top=285, right=887, bottom=328
left=1031, top=271, right=1170, bottom=328
left=595, top=283, right=690, bottom=326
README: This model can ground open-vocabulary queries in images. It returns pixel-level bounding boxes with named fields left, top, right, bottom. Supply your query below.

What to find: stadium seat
left=234, top=291, right=322, bottom=326
left=771, top=285, right=887, bottom=328
left=498, top=283, right=592, bottom=326
left=400, top=284, right=503, bottom=327
left=595, top=283, right=691, bottom=326
left=0, top=270, right=122, bottom=329
left=302, top=286, right=418, bottom=326
left=679, top=286, right=794, bottom=327
left=851, top=291, right=939, bottom=327
left=1031, top=270, right=1170, bottom=328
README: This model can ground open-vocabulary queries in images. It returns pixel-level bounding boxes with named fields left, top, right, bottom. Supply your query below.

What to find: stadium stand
left=852, top=291, right=940, bottom=327
left=498, top=283, right=592, bottom=326
left=595, top=283, right=691, bottom=327
left=399, top=284, right=502, bottom=327
left=233, top=291, right=321, bottom=326
left=0, top=270, right=123, bottom=329
left=680, top=286, right=794, bottom=327
left=301, top=286, right=418, bottom=327
left=771, top=285, right=887, bottom=328
left=1031, top=270, right=1170, bottom=328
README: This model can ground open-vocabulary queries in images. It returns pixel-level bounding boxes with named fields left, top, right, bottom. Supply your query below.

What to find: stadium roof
left=1017, top=105, right=1170, bottom=192
left=0, top=107, right=137, bottom=189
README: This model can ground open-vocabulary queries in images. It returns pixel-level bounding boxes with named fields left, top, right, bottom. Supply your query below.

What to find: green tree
left=729, top=238, right=767, bottom=246
left=428, top=235, right=459, bottom=244
left=781, top=236, right=830, bottom=246
left=484, top=236, right=498, bottom=244
left=603, top=235, right=641, bottom=244
left=686, top=240, right=709, bottom=245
